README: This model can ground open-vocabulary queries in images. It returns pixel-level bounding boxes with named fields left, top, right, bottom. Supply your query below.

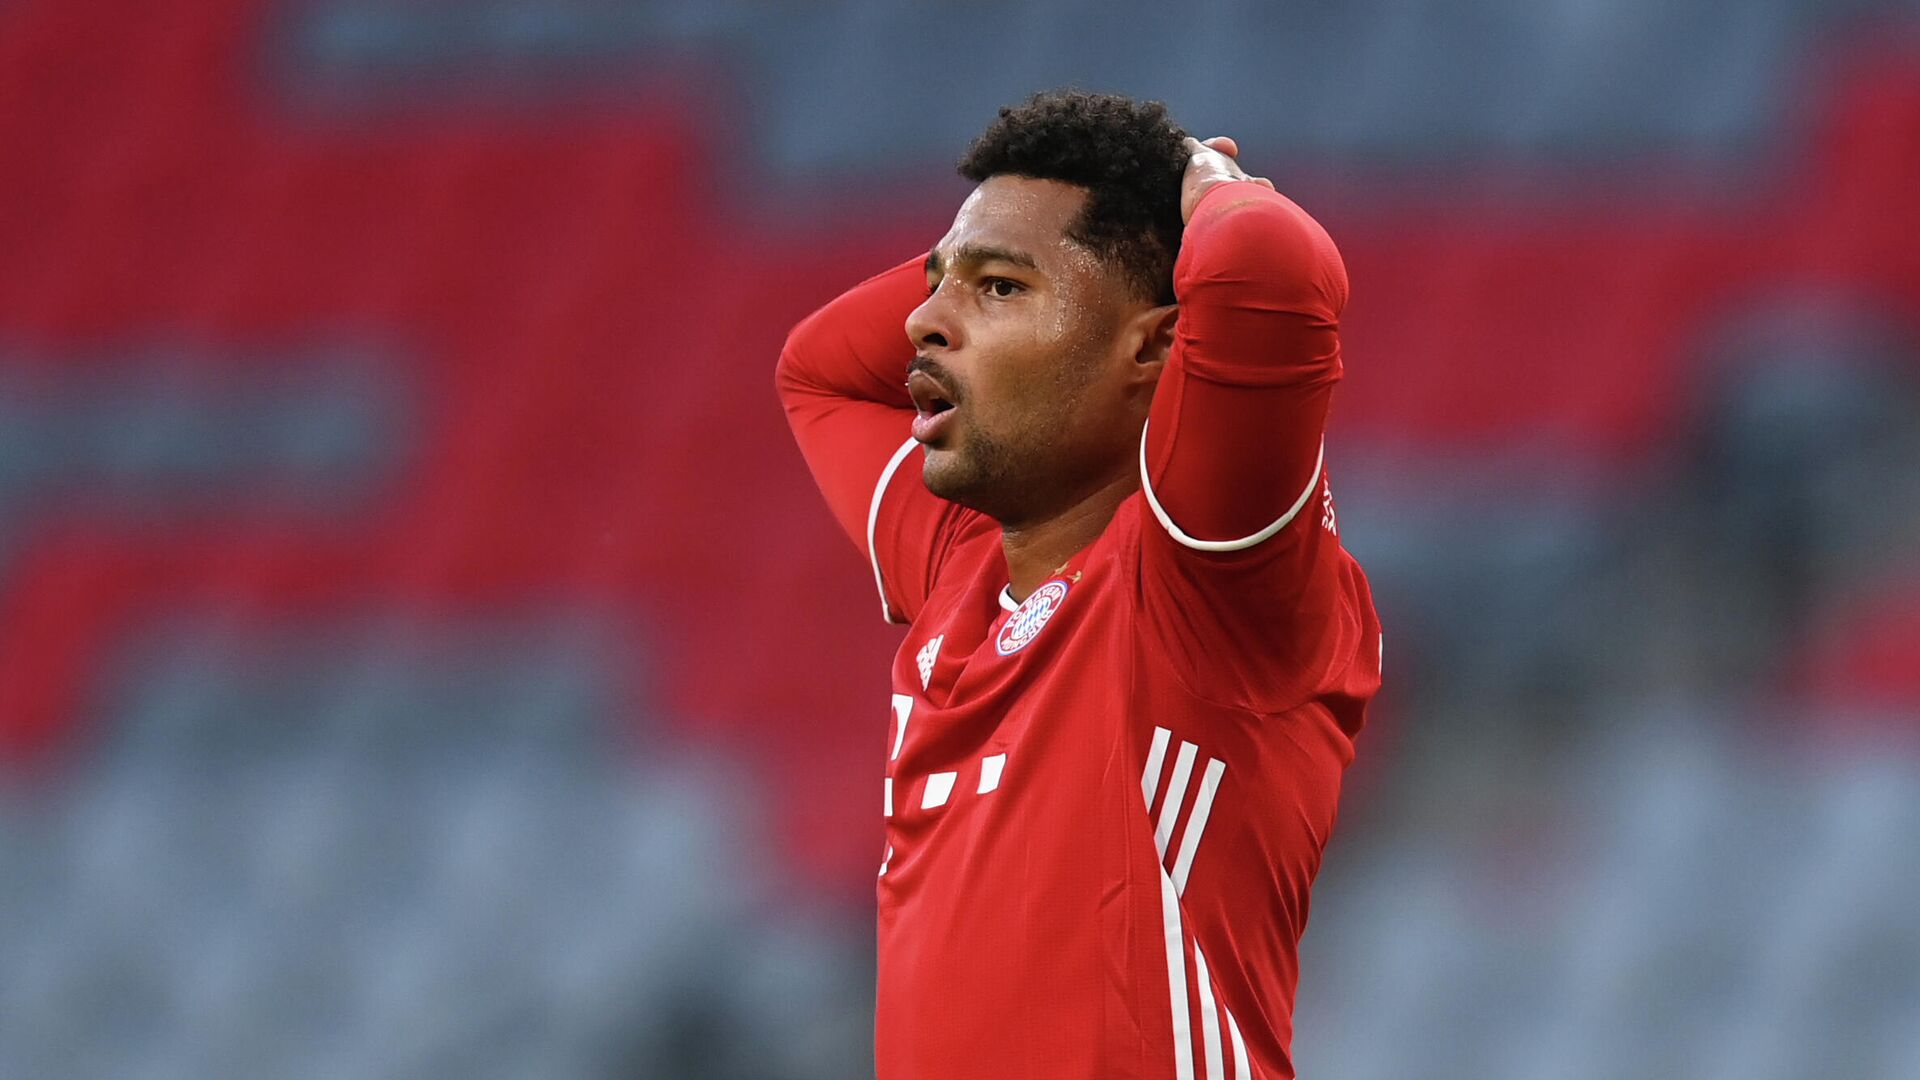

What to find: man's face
left=905, top=176, right=1163, bottom=526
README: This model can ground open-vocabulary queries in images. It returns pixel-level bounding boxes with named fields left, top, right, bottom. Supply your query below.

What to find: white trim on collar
left=998, top=586, right=1020, bottom=613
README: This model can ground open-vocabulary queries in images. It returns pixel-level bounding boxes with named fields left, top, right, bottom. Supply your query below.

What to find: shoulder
left=1126, top=501, right=1381, bottom=715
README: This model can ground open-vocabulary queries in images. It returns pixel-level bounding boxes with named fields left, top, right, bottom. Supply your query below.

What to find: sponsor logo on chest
left=995, top=578, right=1071, bottom=657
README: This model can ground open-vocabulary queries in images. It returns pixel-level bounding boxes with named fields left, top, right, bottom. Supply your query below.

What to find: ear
left=1127, top=303, right=1178, bottom=379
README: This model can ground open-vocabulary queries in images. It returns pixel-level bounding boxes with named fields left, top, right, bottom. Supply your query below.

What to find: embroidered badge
left=996, top=578, right=1071, bottom=656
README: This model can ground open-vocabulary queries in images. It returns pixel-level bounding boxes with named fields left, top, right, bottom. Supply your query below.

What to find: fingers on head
left=1201, top=135, right=1240, bottom=158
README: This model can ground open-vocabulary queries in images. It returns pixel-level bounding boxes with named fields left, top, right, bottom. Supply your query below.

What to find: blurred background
left=2, top=1, right=1918, bottom=1077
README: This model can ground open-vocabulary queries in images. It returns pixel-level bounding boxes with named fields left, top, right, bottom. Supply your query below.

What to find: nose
left=905, top=286, right=955, bottom=354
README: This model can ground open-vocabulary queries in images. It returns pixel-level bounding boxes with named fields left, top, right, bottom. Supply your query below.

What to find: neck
left=1000, top=467, right=1139, bottom=601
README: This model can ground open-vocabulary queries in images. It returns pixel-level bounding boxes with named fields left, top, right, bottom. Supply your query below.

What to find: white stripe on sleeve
left=1226, top=1005, right=1252, bottom=1079
left=1139, top=419, right=1325, bottom=552
left=1194, top=943, right=1226, bottom=1080
left=1142, top=726, right=1173, bottom=809
left=866, top=436, right=921, bottom=623
left=1171, top=757, right=1226, bottom=896
left=1146, top=739, right=1198, bottom=1080
left=1158, top=865, right=1196, bottom=1080
left=1154, top=741, right=1199, bottom=858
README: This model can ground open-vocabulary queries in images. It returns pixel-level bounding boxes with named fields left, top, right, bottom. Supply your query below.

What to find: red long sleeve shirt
left=777, top=181, right=1381, bottom=1080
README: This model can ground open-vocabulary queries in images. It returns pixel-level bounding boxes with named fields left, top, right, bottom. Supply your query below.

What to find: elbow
left=774, top=337, right=810, bottom=408
left=1178, top=188, right=1348, bottom=316
left=775, top=313, right=822, bottom=398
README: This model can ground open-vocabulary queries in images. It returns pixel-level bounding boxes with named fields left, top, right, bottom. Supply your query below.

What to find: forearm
left=775, top=256, right=927, bottom=412
left=775, top=255, right=931, bottom=560
left=1144, top=181, right=1346, bottom=546
left=1173, top=181, right=1347, bottom=389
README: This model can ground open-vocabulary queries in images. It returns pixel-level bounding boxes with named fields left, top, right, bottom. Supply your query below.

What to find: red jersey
left=777, top=181, right=1382, bottom=1080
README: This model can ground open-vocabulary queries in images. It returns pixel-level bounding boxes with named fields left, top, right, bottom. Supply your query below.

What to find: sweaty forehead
left=935, top=176, right=1089, bottom=265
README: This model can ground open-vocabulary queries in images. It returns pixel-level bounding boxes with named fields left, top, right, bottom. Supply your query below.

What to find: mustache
left=907, top=355, right=962, bottom=400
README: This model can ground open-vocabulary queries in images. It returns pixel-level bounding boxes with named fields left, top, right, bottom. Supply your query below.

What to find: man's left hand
left=1179, top=136, right=1276, bottom=225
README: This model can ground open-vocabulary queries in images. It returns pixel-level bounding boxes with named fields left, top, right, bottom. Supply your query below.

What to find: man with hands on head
left=777, top=89, right=1381, bottom=1080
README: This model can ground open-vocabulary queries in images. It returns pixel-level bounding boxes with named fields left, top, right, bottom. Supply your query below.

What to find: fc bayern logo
left=996, top=579, right=1071, bottom=657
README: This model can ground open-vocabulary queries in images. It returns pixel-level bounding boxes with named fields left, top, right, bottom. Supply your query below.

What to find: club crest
left=996, top=578, right=1071, bottom=656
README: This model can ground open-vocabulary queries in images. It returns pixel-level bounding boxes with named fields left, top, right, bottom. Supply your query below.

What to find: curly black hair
left=959, top=89, right=1189, bottom=305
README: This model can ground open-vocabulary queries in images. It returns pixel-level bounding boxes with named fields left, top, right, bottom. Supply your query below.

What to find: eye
left=985, top=277, right=1023, bottom=298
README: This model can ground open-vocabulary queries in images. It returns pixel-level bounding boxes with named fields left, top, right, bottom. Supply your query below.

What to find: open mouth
left=907, top=369, right=959, bottom=419
left=907, top=369, right=960, bottom=443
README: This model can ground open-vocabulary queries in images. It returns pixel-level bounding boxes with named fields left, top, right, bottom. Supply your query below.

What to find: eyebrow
left=925, top=243, right=1041, bottom=277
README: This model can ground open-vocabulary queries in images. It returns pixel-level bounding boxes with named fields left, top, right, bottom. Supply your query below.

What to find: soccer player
left=776, top=90, right=1382, bottom=1080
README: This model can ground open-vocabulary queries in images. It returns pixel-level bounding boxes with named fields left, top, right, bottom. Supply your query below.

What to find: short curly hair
left=958, top=89, right=1189, bottom=305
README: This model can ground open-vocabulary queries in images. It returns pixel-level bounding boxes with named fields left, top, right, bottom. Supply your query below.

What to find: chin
left=919, top=450, right=965, bottom=499
left=920, top=450, right=992, bottom=508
